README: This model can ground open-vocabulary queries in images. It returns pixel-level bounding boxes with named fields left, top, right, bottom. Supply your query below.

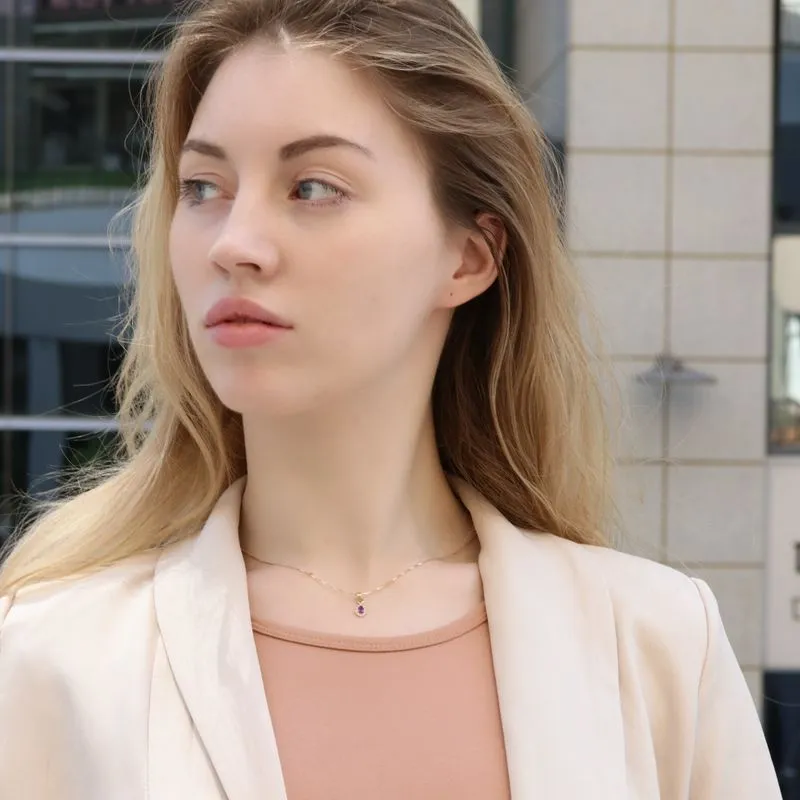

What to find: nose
left=208, top=196, right=280, bottom=277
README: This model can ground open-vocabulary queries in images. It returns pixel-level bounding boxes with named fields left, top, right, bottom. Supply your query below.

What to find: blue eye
left=178, top=179, right=221, bottom=205
left=293, top=179, right=345, bottom=204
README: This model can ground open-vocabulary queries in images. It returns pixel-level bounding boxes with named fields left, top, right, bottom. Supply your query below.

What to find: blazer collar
left=154, top=478, right=627, bottom=800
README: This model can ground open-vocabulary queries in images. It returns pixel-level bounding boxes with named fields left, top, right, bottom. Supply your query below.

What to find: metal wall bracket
left=636, top=355, right=717, bottom=387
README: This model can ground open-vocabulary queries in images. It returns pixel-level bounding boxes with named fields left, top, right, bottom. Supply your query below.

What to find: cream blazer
left=0, top=479, right=781, bottom=799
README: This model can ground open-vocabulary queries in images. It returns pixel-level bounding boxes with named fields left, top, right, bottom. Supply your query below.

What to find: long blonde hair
left=0, top=0, right=613, bottom=597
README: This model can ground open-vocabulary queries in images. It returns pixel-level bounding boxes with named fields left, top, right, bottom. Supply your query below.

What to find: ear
left=441, top=213, right=506, bottom=309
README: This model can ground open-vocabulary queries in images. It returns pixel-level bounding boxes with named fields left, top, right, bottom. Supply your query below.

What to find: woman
left=0, top=0, right=780, bottom=797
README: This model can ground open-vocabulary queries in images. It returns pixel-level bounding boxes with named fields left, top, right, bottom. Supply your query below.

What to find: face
left=169, top=42, right=492, bottom=418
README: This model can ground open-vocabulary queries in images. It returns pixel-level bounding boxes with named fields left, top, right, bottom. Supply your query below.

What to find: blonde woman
left=0, top=1, right=780, bottom=797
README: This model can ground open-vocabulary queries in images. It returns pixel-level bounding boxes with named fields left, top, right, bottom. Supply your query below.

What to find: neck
left=238, top=385, right=473, bottom=590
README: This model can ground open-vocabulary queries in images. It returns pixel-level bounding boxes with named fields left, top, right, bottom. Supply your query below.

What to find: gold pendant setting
left=354, top=593, right=367, bottom=617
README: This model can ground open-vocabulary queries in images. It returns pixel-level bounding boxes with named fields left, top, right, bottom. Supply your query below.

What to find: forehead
left=189, top=42, right=419, bottom=164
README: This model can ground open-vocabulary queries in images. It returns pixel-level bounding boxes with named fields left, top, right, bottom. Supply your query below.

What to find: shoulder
left=570, top=536, right=705, bottom=607
left=0, top=553, right=163, bottom=794
left=458, top=478, right=710, bottom=650
left=0, top=551, right=161, bottom=659
left=533, top=530, right=706, bottom=607
left=460, top=469, right=714, bottom=667
left=514, top=535, right=779, bottom=796
left=522, top=532, right=713, bottom=669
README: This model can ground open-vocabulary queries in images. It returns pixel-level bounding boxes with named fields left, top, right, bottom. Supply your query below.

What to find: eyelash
left=177, top=179, right=212, bottom=206
left=177, top=178, right=348, bottom=207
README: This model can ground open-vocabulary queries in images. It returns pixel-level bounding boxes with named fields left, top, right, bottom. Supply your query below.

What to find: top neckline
left=251, top=603, right=488, bottom=653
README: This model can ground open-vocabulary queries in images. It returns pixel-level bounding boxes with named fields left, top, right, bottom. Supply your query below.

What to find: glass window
left=6, top=337, right=125, bottom=418
left=0, top=246, right=126, bottom=417
left=59, top=340, right=125, bottom=417
left=0, top=61, right=148, bottom=235
left=771, top=3, right=800, bottom=450
left=0, top=429, right=119, bottom=546
left=776, top=1, right=800, bottom=226
left=510, top=0, right=566, bottom=163
left=771, top=236, right=800, bottom=450
left=0, top=243, right=126, bottom=532
left=481, top=0, right=515, bottom=75
left=0, top=0, right=173, bottom=534
left=11, top=0, right=178, bottom=50
left=0, top=431, right=33, bottom=545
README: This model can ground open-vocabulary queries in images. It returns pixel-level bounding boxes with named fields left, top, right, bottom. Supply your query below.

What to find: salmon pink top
left=251, top=603, right=511, bottom=799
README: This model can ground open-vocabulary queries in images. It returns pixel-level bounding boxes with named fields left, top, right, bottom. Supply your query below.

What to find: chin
left=209, top=374, right=323, bottom=419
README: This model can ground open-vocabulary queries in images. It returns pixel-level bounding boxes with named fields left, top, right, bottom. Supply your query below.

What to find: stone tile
left=570, top=51, right=669, bottom=150
left=668, top=363, right=767, bottom=461
left=764, top=463, right=800, bottom=670
left=578, top=256, right=665, bottom=357
left=675, top=0, right=774, bottom=48
left=610, top=360, right=665, bottom=461
left=614, top=463, right=665, bottom=561
left=689, top=567, right=764, bottom=666
left=671, top=156, right=770, bottom=255
left=667, top=465, right=765, bottom=563
left=670, top=259, right=768, bottom=359
left=673, top=53, right=772, bottom=152
left=568, top=154, right=667, bottom=253
left=451, top=0, right=479, bottom=27
left=571, top=0, right=669, bottom=45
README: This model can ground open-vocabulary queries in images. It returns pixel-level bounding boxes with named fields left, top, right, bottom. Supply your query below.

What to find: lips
left=204, top=297, right=293, bottom=329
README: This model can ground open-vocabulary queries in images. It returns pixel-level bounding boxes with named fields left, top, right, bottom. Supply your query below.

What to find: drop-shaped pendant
left=354, top=593, right=367, bottom=617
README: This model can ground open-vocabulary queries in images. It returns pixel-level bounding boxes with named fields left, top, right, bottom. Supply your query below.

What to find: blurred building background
left=1, top=0, right=799, bottom=792
left=561, top=1, right=800, bottom=793
left=0, top=0, right=172, bottom=528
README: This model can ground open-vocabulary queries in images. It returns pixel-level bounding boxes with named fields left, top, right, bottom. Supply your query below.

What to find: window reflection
left=771, top=5, right=800, bottom=451
left=12, top=0, right=177, bottom=50
left=776, top=1, right=800, bottom=225
left=0, top=429, right=119, bottom=547
left=0, top=254, right=124, bottom=539
left=9, top=337, right=125, bottom=419
left=771, top=236, right=800, bottom=449
left=60, top=340, right=125, bottom=417
left=1, top=61, right=147, bottom=234
left=0, top=245, right=126, bottom=417
left=0, top=431, right=31, bottom=547
left=1, top=0, right=164, bottom=543
left=2, top=243, right=126, bottom=330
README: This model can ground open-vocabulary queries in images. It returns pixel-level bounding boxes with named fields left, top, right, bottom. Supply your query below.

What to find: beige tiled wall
left=672, top=53, right=772, bottom=152
left=568, top=0, right=774, bottom=708
left=569, top=51, right=669, bottom=150
left=451, top=0, right=480, bottom=27
left=670, top=260, right=768, bottom=358
left=571, top=0, right=670, bottom=47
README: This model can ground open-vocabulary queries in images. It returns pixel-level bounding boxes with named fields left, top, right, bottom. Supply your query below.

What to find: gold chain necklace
left=243, top=532, right=477, bottom=618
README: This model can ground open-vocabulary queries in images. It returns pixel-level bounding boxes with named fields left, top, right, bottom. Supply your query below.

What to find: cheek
left=309, top=215, right=447, bottom=347
left=168, top=216, right=206, bottom=309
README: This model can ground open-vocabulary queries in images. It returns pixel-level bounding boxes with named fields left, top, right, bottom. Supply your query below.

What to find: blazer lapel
left=153, top=479, right=287, bottom=800
left=457, top=482, right=628, bottom=799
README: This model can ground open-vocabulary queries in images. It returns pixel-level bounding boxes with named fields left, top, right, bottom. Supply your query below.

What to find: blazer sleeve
left=689, top=579, right=781, bottom=798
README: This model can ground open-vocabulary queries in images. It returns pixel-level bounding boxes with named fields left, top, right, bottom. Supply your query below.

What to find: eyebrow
left=180, top=134, right=374, bottom=162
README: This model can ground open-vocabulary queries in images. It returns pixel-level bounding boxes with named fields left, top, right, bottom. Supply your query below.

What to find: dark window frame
left=481, top=0, right=516, bottom=77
